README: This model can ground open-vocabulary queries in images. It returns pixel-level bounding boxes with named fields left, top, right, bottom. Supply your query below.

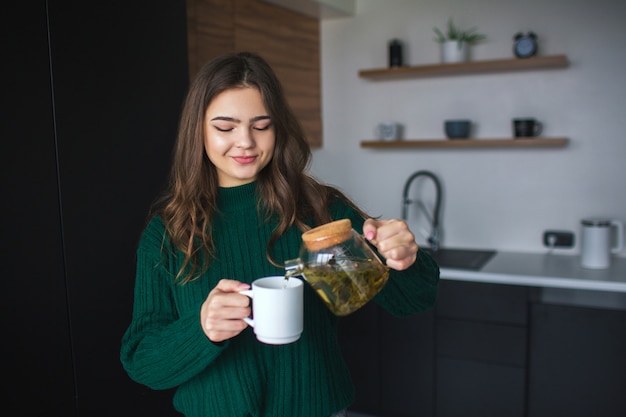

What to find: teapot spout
left=284, top=258, right=304, bottom=278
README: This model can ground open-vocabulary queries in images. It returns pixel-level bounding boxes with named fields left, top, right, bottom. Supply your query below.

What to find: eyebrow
left=210, top=115, right=271, bottom=123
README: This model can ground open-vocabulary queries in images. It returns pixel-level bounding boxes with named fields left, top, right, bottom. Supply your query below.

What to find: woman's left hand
left=363, top=218, right=418, bottom=271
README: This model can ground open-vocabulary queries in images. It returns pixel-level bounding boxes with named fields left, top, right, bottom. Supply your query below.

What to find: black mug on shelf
left=513, top=118, right=542, bottom=137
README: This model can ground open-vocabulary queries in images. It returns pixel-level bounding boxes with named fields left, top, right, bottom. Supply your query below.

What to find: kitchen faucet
left=401, top=170, right=442, bottom=251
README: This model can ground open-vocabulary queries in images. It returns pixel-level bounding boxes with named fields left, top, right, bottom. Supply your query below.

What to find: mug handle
left=611, top=220, right=624, bottom=254
left=534, top=121, right=543, bottom=136
left=239, top=289, right=254, bottom=327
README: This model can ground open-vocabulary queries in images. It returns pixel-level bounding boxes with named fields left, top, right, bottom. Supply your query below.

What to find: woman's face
left=204, top=87, right=275, bottom=187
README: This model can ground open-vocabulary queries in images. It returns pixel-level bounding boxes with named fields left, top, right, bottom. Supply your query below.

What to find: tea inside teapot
left=284, top=219, right=389, bottom=316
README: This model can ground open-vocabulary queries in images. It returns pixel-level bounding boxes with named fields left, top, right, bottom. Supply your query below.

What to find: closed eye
left=210, top=116, right=271, bottom=132
left=213, top=125, right=234, bottom=132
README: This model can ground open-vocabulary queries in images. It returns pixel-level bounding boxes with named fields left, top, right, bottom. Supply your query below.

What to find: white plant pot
left=441, top=40, right=469, bottom=63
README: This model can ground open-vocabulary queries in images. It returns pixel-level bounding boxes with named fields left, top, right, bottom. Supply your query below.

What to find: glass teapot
left=285, top=219, right=390, bottom=316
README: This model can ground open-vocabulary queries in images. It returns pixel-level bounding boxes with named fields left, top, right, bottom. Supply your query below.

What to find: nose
left=234, top=128, right=255, bottom=149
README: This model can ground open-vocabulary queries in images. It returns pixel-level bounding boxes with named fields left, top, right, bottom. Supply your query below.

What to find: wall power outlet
left=543, top=230, right=575, bottom=248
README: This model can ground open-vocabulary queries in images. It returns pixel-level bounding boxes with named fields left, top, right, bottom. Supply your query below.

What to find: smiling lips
left=232, top=155, right=257, bottom=164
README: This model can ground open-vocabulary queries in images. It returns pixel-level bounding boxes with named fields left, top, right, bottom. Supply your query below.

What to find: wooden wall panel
left=187, top=0, right=322, bottom=148
left=187, top=0, right=235, bottom=76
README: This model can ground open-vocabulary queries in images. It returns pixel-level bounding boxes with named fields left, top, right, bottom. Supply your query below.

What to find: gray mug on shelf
left=444, top=119, right=471, bottom=139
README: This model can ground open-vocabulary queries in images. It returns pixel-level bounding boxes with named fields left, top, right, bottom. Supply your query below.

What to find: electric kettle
left=580, top=218, right=624, bottom=269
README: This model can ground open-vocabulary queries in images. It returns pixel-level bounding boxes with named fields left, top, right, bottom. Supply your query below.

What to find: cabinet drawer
left=437, top=319, right=527, bottom=367
left=437, top=358, right=526, bottom=417
left=436, top=280, right=529, bottom=325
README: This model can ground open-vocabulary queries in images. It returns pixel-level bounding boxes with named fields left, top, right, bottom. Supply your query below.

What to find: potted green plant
left=433, top=18, right=486, bottom=63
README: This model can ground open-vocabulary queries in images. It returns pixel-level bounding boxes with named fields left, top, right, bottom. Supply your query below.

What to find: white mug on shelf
left=375, top=122, right=401, bottom=141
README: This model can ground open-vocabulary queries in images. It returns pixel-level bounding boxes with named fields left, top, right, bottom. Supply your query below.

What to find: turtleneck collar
left=217, top=182, right=259, bottom=212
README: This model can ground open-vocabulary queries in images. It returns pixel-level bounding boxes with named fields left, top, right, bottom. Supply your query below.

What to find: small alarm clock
left=513, top=32, right=538, bottom=58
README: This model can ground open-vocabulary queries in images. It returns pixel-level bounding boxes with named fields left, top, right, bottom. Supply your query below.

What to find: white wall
left=311, top=0, right=626, bottom=255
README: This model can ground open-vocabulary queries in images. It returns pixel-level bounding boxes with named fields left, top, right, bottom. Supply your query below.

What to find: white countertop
left=440, top=251, right=626, bottom=293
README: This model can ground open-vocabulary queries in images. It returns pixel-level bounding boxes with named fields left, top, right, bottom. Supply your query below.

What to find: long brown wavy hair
left=154, top=52, right=366, bottom=283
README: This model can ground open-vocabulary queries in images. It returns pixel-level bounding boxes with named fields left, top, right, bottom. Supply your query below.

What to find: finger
left=375, top=221, right=416, bottom=252
left=385, top=255, right=417, bottom=271
left=364, top=218, right=403, bottom=243
left=369, top=219, right=409, bottom=242
left=204, top=317, right=249, bottom=343
left=215, top=278, right=250, bottom=292
left=203, top=296, right=251, bottom=342
left=206, top=303, right=251, bottom=322
left=209, top=290, right=251, bottom=309
left=379, top=238, right=418, bottom=260
left=363, top=218, right=383, bottom=241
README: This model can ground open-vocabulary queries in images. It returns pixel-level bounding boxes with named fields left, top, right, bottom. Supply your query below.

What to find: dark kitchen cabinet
left=2, top=1, right=188, bottom=415
left=340, top=276, right=626, bottom=417
left=434, top=280, right=529, bottom=417
left=528, top=302, right=626, bottom=417
left=338, top=300, right=435, bottom=417
left=380, top=307, right=435, bottom=417
left=338, top=302, right=384, bottom=414
left=339, top=280, right=529, bottom=417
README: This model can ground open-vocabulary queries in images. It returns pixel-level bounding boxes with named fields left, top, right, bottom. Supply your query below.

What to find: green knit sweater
left=120, top=182, right=439, bottom=417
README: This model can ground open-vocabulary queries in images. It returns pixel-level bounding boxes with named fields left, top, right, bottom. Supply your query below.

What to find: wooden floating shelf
left=358, top=55, right=569, bottom=79
left=360, top=137, right=569, bottom=149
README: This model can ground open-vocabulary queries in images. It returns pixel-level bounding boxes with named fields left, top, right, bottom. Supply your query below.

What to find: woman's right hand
left=200, top=279, right=251, bottom=343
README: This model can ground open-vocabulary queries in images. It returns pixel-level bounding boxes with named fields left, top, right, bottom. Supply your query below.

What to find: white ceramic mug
left=239, top=276, right=303, bottom=345
left=580, top=219, right=624, bottom=269
left=375, top=123, right=401, bottom=141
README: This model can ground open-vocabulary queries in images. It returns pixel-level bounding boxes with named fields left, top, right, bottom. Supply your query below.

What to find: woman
left=120, top=52, right=439, bottom=417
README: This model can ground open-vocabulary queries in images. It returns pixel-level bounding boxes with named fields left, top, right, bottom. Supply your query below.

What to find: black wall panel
left=1, top=2, right=76, bottom=415
left=2, top=1, right=189, bottom=415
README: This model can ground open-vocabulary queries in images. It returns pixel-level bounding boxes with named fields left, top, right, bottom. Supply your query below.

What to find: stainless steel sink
left=423, top=247, right=496, bottom=270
